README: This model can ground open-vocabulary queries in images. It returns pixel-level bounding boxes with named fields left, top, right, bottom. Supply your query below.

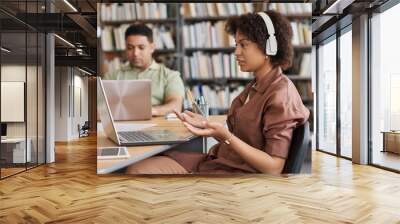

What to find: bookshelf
left=186, top=75, right=311, bottom=85
left=101, top=18, right=177, bottom=26
left=99, top=2, right=313, bottom=126
left=183, top=45, right=311, bottom=54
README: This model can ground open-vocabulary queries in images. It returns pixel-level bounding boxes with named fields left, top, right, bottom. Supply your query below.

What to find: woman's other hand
left=173, top=109, right=207, bottom=129
left=183, top=120, right=231, bottom=141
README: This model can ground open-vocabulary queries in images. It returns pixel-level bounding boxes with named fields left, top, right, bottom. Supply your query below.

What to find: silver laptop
left=97, top=77, right=193, bottom=146
left=102, top=79, right=151, bottom=121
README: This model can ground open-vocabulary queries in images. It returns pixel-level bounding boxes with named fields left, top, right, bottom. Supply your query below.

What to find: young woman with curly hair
left=125, top=10, right=310, bottom=175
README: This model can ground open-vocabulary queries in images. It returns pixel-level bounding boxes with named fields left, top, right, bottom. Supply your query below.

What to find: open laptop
left=98, top=77, right=193, bottom=146
left=102, top=79, right=151, bottom=121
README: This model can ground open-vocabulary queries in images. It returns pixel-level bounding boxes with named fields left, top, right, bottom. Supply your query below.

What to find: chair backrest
left=82, top=121, right=90, bottom=129
left=282, top=121, right=310, bottom=174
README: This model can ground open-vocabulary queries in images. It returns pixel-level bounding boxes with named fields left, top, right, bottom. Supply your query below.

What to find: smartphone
left=97, top=147, right=130, bottom=160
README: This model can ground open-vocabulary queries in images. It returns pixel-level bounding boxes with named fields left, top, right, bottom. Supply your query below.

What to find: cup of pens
left=197, top=96, right=209, bottom=118
left=186, top=89, right=209, bottom=118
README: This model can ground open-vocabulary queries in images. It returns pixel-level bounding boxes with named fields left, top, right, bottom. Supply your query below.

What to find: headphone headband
left=257, top=12, right=277, bottom=56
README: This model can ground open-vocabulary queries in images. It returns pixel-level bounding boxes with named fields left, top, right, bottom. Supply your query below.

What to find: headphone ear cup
left=266, top=36, right=277, bottom=56
left=266, top=39, right=271, bottom=55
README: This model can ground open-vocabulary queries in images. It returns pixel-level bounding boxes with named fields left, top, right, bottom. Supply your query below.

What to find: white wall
left=1, top=65, right=25, bottom=128
left=1, top=64, right=46, bottom=164
left=54, top=67, right=89, bottom=141
left=1, top=65, right=40, bottom=137
left=1, top=65, right=26, bottom=139
left=55, top=66, right=69, bottom=141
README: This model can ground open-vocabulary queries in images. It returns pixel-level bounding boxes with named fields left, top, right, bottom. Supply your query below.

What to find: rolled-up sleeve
left=262, top=83, right=310, bottom=158
left=165, top=71, right=185, bottom=98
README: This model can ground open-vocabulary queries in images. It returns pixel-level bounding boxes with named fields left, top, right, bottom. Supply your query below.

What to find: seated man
left=103, top=23, right=185, bottom=116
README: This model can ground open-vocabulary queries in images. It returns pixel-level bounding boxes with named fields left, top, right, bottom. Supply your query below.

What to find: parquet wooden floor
left=0, top=135, right=399, bottom=223
left=1, top=167, right=26, bottom=177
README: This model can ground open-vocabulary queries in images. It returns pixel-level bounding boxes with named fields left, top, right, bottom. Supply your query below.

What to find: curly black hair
left=225, top=10, right=294, bottom=70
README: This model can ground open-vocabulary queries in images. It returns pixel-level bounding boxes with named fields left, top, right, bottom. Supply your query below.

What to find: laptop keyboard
left=118, top=131, right=156, bottom=142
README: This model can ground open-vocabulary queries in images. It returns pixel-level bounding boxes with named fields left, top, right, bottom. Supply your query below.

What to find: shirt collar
left=129, top=59, right=159, bottom=72
left=252, top=66, right=282, bottom=93
left=237, top=66, right=282, bottom=104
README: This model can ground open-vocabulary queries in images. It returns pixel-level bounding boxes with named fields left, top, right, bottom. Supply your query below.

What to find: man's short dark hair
left=125, top=23, right=153, bottom=42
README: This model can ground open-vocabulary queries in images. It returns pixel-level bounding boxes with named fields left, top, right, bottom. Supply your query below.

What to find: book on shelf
left=182, top=20, right=309, bottom=48
left=285, top=52, right=311, bottom=77
left=187, top=85, right=246, bottom=111
left=181, top=3, right=311, bottom=19
left=182, top=3, right=254, bottom=18
left=265, top=3, right=312, bottom=15
left=294, top=82, right=313, bottom=102
left=103, top=57, right=127, bottom=75
left=183, top=52, right=250, bottom=80
left=184, top=52, right=311, bottom=80
left=101, top=25, right=175, bottom=52
left=183, top=21, right=235, bottom=48
left=101, top=26, right=114, bottom=52
left=291, top=22, right=312, bottom=46
left=299, top=53, right=311, bottom=77
left=100, top=3, right=170, bottom=22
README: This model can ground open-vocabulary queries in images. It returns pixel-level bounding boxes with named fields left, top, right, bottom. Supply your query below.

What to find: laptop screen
left=97, top=78, right=120, bottom=145
left=102, top=80, right=151, bottom=121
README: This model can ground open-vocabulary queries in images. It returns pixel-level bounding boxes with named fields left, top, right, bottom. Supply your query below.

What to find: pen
left=186, top=89, right=203, bottom=115
left=186, top=88, right=195, bottom=103
left=199, top=95, right=206, bottom=104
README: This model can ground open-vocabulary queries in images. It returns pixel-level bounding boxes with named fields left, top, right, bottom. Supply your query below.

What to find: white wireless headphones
left=257, top=12, right=277, bottom=56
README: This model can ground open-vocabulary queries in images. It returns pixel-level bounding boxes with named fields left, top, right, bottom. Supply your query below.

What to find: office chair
left=78, top=121, right=90, bottom=138
left=282, top=121, right=310, bottom=174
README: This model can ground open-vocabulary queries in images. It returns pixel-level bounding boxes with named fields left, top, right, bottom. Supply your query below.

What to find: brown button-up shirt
left=167, top=66, right=310, bottom=174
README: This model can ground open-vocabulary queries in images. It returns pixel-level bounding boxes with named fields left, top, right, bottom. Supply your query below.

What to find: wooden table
left=97, top=115, right=226, bottom=174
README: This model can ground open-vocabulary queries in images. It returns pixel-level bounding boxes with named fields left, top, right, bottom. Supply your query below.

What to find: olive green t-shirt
left=103, top=60, right=185, bottom=106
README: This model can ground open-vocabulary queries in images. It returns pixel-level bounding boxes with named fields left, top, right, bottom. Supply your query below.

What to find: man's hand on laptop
left=173, top=109, right=207, bottom=129
left=152, top=107, right=169, bottom=117
left=152, top=107, right=161, bottom=117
